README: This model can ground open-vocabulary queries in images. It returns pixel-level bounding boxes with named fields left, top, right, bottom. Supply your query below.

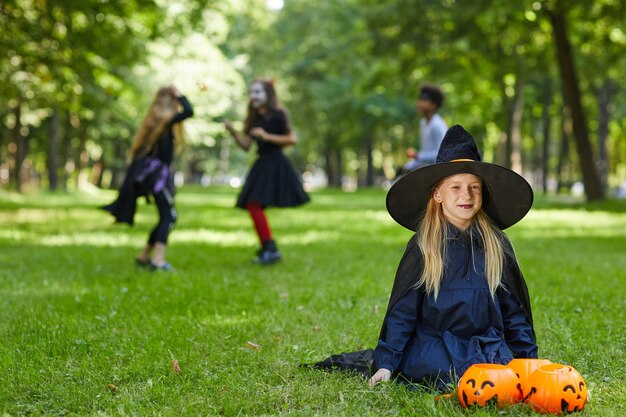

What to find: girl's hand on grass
left=368, top=368, right=391, bottom=386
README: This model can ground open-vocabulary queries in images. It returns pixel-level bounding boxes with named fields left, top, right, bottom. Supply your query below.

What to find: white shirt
left=418, top=113, right=448, bottom=163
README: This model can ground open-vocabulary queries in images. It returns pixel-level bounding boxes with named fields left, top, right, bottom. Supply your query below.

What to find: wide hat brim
left=386, top=161, right=533, bottom=231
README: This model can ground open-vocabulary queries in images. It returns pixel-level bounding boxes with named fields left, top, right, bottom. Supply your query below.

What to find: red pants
left=246, top=202, right=272, bottom=244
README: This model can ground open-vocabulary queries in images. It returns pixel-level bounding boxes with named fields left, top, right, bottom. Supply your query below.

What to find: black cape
left=311, top=236, right=534, bottom=378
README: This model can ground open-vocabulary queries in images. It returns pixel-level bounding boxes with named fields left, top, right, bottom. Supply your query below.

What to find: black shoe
left=135, top=257, right=150, bottom=267
left=254, top=240, right=281, bottom=265
left=149, top=261, right=173, bottom=272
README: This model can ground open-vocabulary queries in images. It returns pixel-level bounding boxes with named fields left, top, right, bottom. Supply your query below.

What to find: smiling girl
left=313, top=125, right=537, bottom=392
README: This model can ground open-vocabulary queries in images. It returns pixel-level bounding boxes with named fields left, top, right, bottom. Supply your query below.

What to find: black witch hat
left=386, top=125, right=533, bottom=231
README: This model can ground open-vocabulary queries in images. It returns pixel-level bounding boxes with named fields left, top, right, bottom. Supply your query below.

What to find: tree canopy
left=1, top=0, right=625, bottom=199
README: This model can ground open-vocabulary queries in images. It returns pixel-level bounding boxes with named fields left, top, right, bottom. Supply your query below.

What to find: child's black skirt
left=236, top=150, right=310, bottom=209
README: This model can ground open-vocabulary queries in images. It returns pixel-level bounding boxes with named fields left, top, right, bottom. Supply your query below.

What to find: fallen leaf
left=172, top=359, right=181, bottom=374
left=107, top=384, right=118, bottom=393
left=245, top=341, right=261, bottom=350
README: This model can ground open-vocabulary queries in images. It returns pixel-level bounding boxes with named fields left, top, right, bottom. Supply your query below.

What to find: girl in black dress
left=224, top=78, right=309, bottom=264
left=103, top=85, right=193, bottom=271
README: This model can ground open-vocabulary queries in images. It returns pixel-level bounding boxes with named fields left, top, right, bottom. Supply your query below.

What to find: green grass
left=0, top=186, right=624, bottom=416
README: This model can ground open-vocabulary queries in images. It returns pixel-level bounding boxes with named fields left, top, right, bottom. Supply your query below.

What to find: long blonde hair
left=130, top=86, right=184, bottom=158
left=416, top=190, right=508, bottom=300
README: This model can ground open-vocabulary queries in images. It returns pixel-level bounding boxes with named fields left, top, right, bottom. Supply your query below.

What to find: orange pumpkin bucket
left=507, top=358, right=552, bottom=396
left=524, top=363, right=588, bottom=414
left=457, top=363, right=521, bottom=408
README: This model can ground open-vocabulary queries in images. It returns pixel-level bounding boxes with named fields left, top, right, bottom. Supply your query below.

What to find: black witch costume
left=312, top=125, right=537, bottom=390
left=236, top=108, right=309, bottom=210
left=101, top=95, right=193, bottom=233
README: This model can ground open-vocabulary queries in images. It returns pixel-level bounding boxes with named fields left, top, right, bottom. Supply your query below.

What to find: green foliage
left=1, top=0, right=625, bottom=192
left=0, top=187, right=624, bottom=415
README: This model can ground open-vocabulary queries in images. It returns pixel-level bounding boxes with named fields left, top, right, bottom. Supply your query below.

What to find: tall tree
left=545, top=2, right=604, bottom=200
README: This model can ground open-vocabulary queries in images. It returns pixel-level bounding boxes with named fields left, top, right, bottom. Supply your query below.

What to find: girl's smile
left=434, top=173, right=483, bottom=229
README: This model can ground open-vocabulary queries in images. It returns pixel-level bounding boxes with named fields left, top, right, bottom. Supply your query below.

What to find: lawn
left=0, top=186, right=624, bottom=416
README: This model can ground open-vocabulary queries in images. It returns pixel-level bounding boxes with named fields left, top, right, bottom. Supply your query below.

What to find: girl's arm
left=249, top=127, right=297, bottom=146
left=224, top=119, right=253, bottom=151
left=371, top=288, right=420, bottom=385
left=498, top=287, right=538, bottom=358
left=170, top=86, right=194, bottom=123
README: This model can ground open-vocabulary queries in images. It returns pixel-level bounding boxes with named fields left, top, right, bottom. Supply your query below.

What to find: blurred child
left=224, top=78, right=309, bottom=264
left=102, top=85, right=193, bottom=271
left=401, top=83, right=448, bottom=173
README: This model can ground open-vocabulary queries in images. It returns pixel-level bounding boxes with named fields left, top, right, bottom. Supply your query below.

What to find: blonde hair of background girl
left=416, top=181, right=511, bottom=300
left=130, top=86, right=185, bottom=159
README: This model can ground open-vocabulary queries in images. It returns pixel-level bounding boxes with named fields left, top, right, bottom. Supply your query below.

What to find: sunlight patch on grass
left=3, top=281, right=82, bottom=299
left=176, top=192, right=236, bottom=207
left=0, top=209, right=109, bottom=227
left=38, top=232, right=141, bottom=247
left=363, top=210, right=395, bottom=224
left=0, top=229, right=32, bottom=241
left=520, top=209, right=626, bottom=237
left=172, top=228, right=254, bottom=246
left=280, top=230, right=342, bottom=245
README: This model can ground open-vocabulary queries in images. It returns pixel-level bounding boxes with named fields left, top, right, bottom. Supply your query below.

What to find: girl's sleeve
left=276, top=109, right=291, bottom=134
left=171, top=95, right=194, bottom=123
left=374, top=288, right=420, bottom=372
left=498, top=286, right=538, bottom=358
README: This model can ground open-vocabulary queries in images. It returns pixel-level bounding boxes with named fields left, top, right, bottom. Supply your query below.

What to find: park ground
left=0, top=186, right=624, bottom=416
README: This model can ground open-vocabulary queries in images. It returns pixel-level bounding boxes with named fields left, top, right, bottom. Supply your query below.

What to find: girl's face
left=434, top=173, right=483, bottom=230
left=249, top=82, right=268, bottom=108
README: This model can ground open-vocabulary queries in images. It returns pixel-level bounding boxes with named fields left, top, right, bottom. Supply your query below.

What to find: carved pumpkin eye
left=481, top=380, right=495, bottom=389
left=579, top=381, right=585, bottom=390
left=466, top=378, right=476, bottom=388
left=563, top=384, right=576, bottom=393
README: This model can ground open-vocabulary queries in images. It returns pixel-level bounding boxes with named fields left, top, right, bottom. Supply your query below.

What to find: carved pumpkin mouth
left=561, top=398, right=583, bottom=413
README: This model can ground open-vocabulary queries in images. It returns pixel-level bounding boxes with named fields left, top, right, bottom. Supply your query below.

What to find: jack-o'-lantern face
left=457, top=364, right=521, bottom=408
left=560, top=379, right=588, bottom=412
left=524, top=363, right=588, bottom=414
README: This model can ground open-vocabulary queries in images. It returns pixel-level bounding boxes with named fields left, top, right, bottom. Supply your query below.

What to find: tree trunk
left=547, top=6, right=604, bottom=200
left=507, top=75, right=524, bottom=174
left=76, top=126, right=89, bottom=190
left=365, top=137, right=374, bottom=187
left=0, top=111, right=6, bottom=186
left=48, top=109, right=59, bottom=190
left=324, top=134, right=342, bottom=187
left=90, top=155, right=105, bottom=187
left=597, top=80, right=611, bottom=193
left=110, top=138, right=127, bottom=189
left=541, top=77, right=552, bottom=193
left=62, top=113, right=73, bottom=190
left=11, top=103, right=25, bottom=192
left=218, top=137, right=230, bottom=184
left=556, top=106, right=572, bottom=192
